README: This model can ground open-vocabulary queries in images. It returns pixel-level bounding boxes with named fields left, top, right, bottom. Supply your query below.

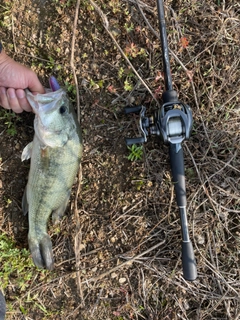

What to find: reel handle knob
left=125, top=137, right=145, bottom=145
left=124, top=106, right=143, bottom=114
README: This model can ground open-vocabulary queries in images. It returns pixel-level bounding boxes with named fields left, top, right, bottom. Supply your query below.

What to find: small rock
left=110, top=236, right=116, bottom=243
left=196, top=234, right=205, bottom=245
left=79, top=243, right=85, bottom=251
left=15, top=143, right=20, bottom=150
left=119, top=277, right=126, bottom=284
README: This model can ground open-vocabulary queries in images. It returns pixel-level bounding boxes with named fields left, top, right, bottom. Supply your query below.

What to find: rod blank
left=156, top=0, right=173, bottom=91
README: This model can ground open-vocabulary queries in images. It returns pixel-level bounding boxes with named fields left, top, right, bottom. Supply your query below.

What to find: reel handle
left=124, top=105, right=148, bottom=144
left=124, top=106, right=143, bottom=114
left=125, top=137, right=145, bottom=145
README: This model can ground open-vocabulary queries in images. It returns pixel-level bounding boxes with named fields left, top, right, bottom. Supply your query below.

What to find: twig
left=71, top=0, right=83, bottom=302
left=89, top=0, right=160, bottom=107
left=15, top=52, right=64, bottom=64
left=167, top=185, right=174, bottom=222
left=11, top=14, right=17, bottom=53
left=219, top=88, right=240, bottom=111
left=114, top=199, right=143, bottom=222
left=70, top=0, right=81, bottom=122
left=90, top=288, right=104, bottom=317
left=82, top=240, right=165, bottom=284
left=124, top=0, right=154, bottom=13
left=74, top=165, right=84, bottom=305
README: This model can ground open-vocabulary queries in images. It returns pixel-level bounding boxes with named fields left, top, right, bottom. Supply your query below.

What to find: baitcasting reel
left=125, top=91, right=193, bottom=146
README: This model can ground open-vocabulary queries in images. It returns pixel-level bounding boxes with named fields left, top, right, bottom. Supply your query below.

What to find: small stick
left=74, top=166, right=85, bottom=305
left=70, top=0, right=81, bottom=122
left=11, top=14, right=17, bottom=53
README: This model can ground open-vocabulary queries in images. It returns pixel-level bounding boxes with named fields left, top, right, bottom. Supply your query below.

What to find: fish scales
left=22, top=77, right=82, bottom=270
left=27, top=135, right=80, bottom=229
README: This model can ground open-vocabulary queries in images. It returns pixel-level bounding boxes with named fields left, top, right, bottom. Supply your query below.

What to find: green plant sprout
left=127, top=144, right=143, bottom=161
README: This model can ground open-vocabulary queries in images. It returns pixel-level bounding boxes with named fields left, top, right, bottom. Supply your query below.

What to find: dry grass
left=0, top=0, right=240, bottom=319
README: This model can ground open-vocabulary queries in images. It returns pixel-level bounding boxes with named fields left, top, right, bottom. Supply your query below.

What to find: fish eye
left=59, top=105, right=67, bottom=114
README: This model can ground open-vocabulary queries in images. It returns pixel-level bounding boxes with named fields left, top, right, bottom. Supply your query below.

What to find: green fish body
left=22, top=78, right=82, bottom=270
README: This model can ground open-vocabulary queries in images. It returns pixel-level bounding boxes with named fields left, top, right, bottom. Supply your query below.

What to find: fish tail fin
left=28, top=233, right=54, bottom=270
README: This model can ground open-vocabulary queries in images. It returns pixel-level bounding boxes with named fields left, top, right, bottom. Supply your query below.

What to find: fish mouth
left=33, top=90, right=65, bottom=113
left=26, top=77, right=65, bottom=114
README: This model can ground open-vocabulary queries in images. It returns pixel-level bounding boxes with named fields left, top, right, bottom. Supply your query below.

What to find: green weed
left=124, top=22, right=134, bottom=33
left=124, top=79, right=133, bottom=92
left=109, top=0, right=121, bottom=14
left=52, top=0, right=76, bottom=8
left=127, top=144, right=143, bottom=161
left=132, top=179, right=144, bottom=191
left=124, top=42, right=147, bottom=59
left=0, top=233, right=34, bottom=291
left=0, top=109, right=21, bottom=136
left=64, top=80, right=77, bottom=95
left=0, top=2, right=13, bottom=28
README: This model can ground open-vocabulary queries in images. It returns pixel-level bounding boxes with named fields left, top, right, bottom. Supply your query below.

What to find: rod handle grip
left=169, top=144, right=186, bottom=207
left=182, top=241, right=197, bottom=281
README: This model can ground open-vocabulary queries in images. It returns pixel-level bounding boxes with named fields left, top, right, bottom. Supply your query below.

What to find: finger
left=0, top=87, right=11, bottom=110
left=28, top=72, right=45, bottom=95
left=7, top=88, right=23, bottom=113
left=16, top=89, right=32, bottom=112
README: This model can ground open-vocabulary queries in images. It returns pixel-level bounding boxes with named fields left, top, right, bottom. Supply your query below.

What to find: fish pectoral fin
left=22, top=187, right=29, bottom=215
left=52, top=190, right=71, bottom=225
left=28, top=233, right=54, bottom=270
left=21, top=142, right=33, bottom=161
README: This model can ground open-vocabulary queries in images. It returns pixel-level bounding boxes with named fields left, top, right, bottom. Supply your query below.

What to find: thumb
left=27, top=71, right=45, bottom=95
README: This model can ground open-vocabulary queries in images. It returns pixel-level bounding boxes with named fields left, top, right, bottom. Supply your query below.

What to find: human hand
left=0, top=51, right=45, bottom=113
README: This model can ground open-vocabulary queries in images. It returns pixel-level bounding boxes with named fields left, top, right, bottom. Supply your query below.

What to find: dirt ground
left=0, top=0, right=240, bottom=319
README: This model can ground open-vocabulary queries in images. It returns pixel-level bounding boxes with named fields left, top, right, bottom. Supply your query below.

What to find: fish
left=0, top=290, right=6, bottom=320
left=21, top=76, right=83, bottom=270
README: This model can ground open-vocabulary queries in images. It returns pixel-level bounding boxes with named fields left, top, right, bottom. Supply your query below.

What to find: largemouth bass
left=22, top=76, right=82, bottom=270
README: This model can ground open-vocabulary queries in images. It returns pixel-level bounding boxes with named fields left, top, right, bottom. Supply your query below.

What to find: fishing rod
left=124, top=0, right=197, bottom=281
